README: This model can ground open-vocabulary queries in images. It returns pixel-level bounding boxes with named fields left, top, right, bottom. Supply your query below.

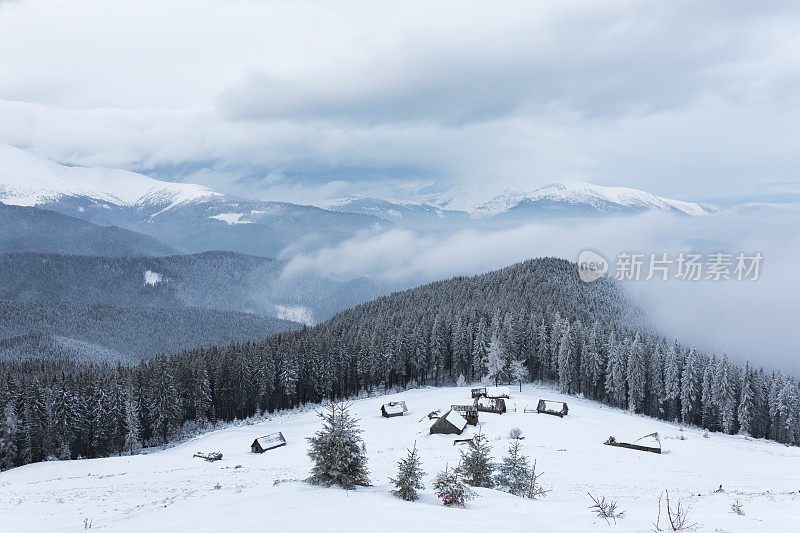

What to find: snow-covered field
left=2, top=385, right=799, bottom=532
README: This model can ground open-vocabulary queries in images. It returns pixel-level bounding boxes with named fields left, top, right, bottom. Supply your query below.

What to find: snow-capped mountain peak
left=469, top=181, right=714, bottom=217
left=0, top=144, right=220, bottom=210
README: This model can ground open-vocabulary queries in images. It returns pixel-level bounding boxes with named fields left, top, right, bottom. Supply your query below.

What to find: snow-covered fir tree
left=390, top=442, right=425, bottom=501
left=495, top=439, right=530, bottom=496
left=433, top=465, right=475, bottom=507
left=486, top=333, right=507, bottom=386
left=459, top=432, right=496, bottom=488
left=681, top=348, right=700, bottom=425
left=307, top=402, right=370, bottom=489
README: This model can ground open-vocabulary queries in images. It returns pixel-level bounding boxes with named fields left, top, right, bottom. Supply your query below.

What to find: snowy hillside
left=2, top=385, right=798, bottom=532
left=472, top=182, right=714, bottom=218
left=0, top=144, right=219, bottom=210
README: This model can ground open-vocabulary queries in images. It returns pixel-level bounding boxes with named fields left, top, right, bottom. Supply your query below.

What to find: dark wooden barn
left=474, top=396, right=506, bottom=414
left=429, top=409, right=468, bottom=435
left=537, top=399, right=569, bottom=417
left=471, top=387, right=486, bottom=398
left=381, top=401, right=408, bottom=418
left=250, top=432, right=287, bottom=453
left=450, top=404, right=479, bottom=425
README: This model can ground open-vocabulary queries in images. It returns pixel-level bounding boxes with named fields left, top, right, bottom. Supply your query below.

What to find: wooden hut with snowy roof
left=430, top=409, right=468, bottom=435
left=485, top=386, right=510, bottom=399
left=380, top=401, right=408, bottom=418
left=537, top=399, right=569, bottom=417
left=250, top=432, right=286, bottom=453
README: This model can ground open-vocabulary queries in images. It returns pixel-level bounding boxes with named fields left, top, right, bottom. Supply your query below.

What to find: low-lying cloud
left=284, top=207, right=800, bottom=373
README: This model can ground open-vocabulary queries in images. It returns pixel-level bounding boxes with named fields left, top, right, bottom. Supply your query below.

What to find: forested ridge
left=0, top=257, right=797, bottom=471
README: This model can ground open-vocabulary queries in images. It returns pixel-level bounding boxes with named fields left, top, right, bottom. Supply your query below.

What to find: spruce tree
left=459, top=432, right=496, bottom=488
left=0, top=403, right=20, bottom=470
left=123, top=390, right=142, bottom=455
left=495, top=439, right=530, bottom=496
left=307, top=402, right=370, bottom=489
left=433, top=465, right=475, bottom=507
left=681, top=348, right=700, bottom=425
left=738, top=362, right=755, bottom=437
left=390, top=442, right=425, bottom=501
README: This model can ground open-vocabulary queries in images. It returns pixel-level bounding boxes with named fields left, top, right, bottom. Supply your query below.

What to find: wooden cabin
left=251, top=432, right=287, bottom=453
left=471, top=387, right=487, bottom=398
left=381, top=401, right=408, bottom=418
left=604, top=432, right=661, bottom=454
left=536, top=399, right=569, bottom=417
left=474, top=396, right=506, bottom=414
left=450, top=404, right=479, bottom=425
left=430, top=409, right=468, bottom=435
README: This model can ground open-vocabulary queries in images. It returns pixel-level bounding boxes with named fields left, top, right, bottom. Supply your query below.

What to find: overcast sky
left=1, top=0, right=799, bottom=204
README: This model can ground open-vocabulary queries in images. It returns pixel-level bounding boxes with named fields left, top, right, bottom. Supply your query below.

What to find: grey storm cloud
left=0, top=0, right=799, bottom=202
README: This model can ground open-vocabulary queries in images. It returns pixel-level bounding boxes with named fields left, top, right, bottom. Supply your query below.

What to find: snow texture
left=2, top=385, right=799, bottom=532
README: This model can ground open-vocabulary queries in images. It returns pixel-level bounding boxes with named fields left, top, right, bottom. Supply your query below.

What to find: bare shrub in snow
left=654, top=490, right=695, bottom=531
left=588, top=493, right=625, bottom=525
left=433, top=464, right=476, bottom=507
left=730, top=500, right=745, bottom=516
left=524, top=459, right=549, bottom=500
left=508, top=427, right=523, bottom=440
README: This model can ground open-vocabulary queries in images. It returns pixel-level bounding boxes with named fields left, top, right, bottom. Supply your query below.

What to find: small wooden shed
left=474, top=396, right=506, bottom=414
left=430, top=409, right=468, bottom=435
left=471, top=387, right=487, bottom=398
left=604, top=432, right=661, bottom=454
left=381, top=401, right=408, bottom=418
left=450, top=404, right=479, bottom=425
left=537, top=399, right=569, bottom=417
left=251, top=432, right=286, bottom=453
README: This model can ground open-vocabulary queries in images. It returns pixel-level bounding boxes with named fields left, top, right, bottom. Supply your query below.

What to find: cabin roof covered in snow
left=382, top=401, right=407, bottom=415
left=485, top=386, right=510, bottom=398
left=540, top=400, right=566, bottom=411
left=442, top=409, right=468, bottom=430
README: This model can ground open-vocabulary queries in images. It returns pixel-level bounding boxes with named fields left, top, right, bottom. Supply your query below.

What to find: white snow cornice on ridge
left=0, top=144, right=220, bottom=210
left=470, top=181, right=714, bottom=217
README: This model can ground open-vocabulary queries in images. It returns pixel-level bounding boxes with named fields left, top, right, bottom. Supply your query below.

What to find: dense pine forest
left=0, top=257, right=797, bottom=470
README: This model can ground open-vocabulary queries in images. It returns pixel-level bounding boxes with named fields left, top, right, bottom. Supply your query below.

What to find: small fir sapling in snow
left=524, top=459, right=549, bottom=500
left=588, top=493, right=625, bottom=525
left=456, top=374, right=467, bottom=387
left=433, top=465, right=476, bottom=507
left=459, top=431, right=496, bottom=488
left=495, top=439, right=530, bottom=496
left=390, top=442, right=425, bottom=501
left=307, top=402, right=370, bottom=489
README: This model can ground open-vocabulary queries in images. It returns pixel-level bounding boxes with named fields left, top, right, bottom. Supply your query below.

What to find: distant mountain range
left=0, top=145, right=379, bottom=257
left=0, top=144, right=770, bottom=257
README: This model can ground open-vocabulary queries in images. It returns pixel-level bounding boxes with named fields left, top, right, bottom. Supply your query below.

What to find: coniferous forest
left=0, top=257, right=798, bottom=470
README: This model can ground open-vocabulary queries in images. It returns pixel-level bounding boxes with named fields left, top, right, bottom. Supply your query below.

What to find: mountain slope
left=426, top=181, right=715, bottom=219
left=0, top=251, right=397, bottom=322
left=0, top=299, right=298, bottom=361
left=0, top=203, right=179, bottom=256
left=0, top=145, right=382, bottom=257
left=0, top=144, right=218, bottom=209
left=3, top=385, right=798, bottom=532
